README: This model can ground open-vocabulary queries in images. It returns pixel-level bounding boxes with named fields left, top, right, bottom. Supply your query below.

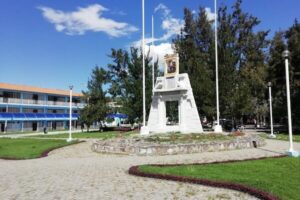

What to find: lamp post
left=282, top=50, right=299, bottom=157
left=267, top=82, right=275, bottom=138
left=214, top=0, right=222, bottom=133
left=67, top=85, right=73, bottom=142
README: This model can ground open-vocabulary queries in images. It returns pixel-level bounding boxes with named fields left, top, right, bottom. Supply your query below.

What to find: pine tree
left=268, top=32, right=287, bottom=124
left=268, top=20, right=300, bottom=128
left=174, top=7, right=215, bottom=119
left=174, top=0, right=269, bottom=126
left=286, top=20, right=300, bottom=127
left=80, top=66, right=108, bottom=131
left=217, top=0, right=269, bottom=124
left=107, top=47, right=159, bottom=123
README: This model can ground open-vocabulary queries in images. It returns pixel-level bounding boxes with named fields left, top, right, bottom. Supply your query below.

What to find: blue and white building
left=0, top=82, right=84, bottom=133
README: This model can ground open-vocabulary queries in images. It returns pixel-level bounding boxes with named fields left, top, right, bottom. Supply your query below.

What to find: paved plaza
left=0, top=138, right=299, bottom=200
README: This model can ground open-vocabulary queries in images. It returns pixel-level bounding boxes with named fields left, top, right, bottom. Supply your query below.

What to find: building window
left=7, top=107, right=20, bottom=113
left=3, top=91, right=21, bottom=99
left=23, top=108, right=43, bottom=113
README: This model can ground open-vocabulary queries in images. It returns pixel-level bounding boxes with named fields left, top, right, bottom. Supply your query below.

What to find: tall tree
left=218, top=0, right=269, bottom=124
left=174, top=7, right=215, bottom=119
left=80, top=66, right=108, bottom=131
left=268, top=20, right=300, bottom=128
left=286, top=20, right=300, bottom=127
left=268, top=32, right=287, bottom=123
left=107, top=47, right=159, bottom=123
left=174, top=0, right=269, bottom=125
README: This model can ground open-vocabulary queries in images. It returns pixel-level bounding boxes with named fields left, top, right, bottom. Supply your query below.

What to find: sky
left=0, top=0, right=299, bottom=93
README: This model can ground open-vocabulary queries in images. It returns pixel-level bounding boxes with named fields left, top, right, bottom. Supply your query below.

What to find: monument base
left=287, top=150, right=300, bottom=157
left=147, top=73, right=203, bottom=134
left=214, top=125, right=223, bottom=133
left=140, top=126, right=150, bottom=135
left=267, top=134, right=276, bottom=139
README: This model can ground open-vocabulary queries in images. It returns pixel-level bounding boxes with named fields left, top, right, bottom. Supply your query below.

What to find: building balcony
left=0, top=97, right=85, bottom=108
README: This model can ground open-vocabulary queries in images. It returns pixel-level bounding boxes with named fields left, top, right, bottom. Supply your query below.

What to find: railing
left=0, top=97, right=85, bottom=108
left=22, top=99, right=45, bottom=105
left=0, top=97, right=22, bottom=104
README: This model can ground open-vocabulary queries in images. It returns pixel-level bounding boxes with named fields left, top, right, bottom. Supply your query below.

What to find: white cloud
left=110, top=10, right=127, bottom=16
left=154, top=3, right=170, bottom=18
left=154, top=3, right=184, bottom=42
left=160, top=17, right=183, bottom=41
left=186, top=8, right=216, bottom=22
left=146, top=42, right=174, bottom=69
left=38, top=4, right=138, bottom=37
left=205, top=8, right=216, bottom=21
left=129, top=39, right=174, bottom=69
left=131, top=37, right=159, bottom=49
left=129, top=4, right=182, bottom=69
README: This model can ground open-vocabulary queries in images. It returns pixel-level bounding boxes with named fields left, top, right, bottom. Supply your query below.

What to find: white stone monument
left=147, top=54, right=203, bottom=134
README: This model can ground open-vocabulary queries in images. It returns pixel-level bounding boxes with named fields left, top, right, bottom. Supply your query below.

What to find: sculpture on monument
left=147, top=54, right=203, bottom=134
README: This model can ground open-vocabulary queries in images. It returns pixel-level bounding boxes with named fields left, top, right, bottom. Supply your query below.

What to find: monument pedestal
left=214, top=124, right=223, bottom=133
left=147, top=73, right=203, bottom=134
left=140, top=126, right=150, bottom=135
left=267, top=134, right=276, bottom=138
left=287, top=150, right=300, bottom=157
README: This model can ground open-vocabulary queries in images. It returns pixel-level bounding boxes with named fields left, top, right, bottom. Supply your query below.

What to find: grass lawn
left=139, top=157, right=300, bottom=200
left=261, top=133, right=300, bottom=142
left=28, top=131, right=138, bottom=139
left=0, top=138, right=79, bottom=159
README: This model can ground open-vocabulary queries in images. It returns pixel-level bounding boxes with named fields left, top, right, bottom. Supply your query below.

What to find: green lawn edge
left=26, top=130, right=138, bottom=139
left=260, top=133, right=300, bottom=142
left=0, top=138, right=81, bottom=160
left=137, top=156, right=299, bottom=200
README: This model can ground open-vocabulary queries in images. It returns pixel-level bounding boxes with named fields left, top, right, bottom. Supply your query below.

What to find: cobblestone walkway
left=0, top=139, right=299, bottom=200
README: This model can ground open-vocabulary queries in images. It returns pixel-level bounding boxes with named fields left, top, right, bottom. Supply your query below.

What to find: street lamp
left=267, top=82, right=275, bottom=138
left=67, top=85, right=73, bottom=142
left=282, top=50, right=299, bottom=157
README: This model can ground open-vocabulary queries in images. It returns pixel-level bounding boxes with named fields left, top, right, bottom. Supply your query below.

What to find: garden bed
left=92, top=133, right=265, bottom=156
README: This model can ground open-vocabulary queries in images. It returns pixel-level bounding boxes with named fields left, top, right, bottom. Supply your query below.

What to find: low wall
left=92, top=135, right=265, bottom=156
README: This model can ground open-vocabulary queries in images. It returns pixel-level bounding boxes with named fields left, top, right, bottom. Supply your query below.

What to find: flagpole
left=214, top=0, right=222, bottom=133
left=142, top=0, right=145, bottom=127
left=140, top=0, right=149, bottom=135
left=152, top=15, right=155, bottom=91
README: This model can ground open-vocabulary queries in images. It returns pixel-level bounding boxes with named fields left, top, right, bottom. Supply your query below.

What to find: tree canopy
left=107, top=47, right=159, bottom=123
left=80, top=66, right=108, bottom=131
left=174, top=0, right=269, bottom=125
left=81, top=0, right=300, bottom=130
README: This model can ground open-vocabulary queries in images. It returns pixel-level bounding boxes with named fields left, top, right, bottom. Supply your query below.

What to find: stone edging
left=128, top=155, right=285, bottom=200
left=92, top=135, right=265, bottom=156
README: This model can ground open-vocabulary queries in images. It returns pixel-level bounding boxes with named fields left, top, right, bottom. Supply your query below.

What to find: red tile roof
left=0, top=82, right=83, bottom=97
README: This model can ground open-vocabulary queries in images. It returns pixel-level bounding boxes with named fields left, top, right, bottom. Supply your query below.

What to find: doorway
left=52, top=122, right=57, bottom=130
left=0, top=123, right=4, bottom=132
left=166, top=101, right=179, bottom=126
left=32, top=122, right=37, bottom=131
